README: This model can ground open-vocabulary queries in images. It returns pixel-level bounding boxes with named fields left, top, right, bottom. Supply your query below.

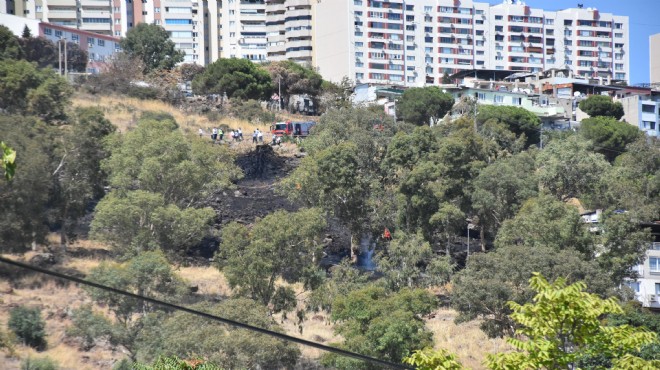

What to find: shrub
left=8, top=306, right=47, bottom=350
left=20, top=356, right=58, bottom=370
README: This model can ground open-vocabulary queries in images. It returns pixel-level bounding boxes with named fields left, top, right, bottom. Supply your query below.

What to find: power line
left=0, top=256, right=412, bottom=370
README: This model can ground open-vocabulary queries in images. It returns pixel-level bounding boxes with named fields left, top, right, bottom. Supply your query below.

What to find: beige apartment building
left=314, top=0, right=629, bottom=87
left=651, top=33, right=660, bottom=86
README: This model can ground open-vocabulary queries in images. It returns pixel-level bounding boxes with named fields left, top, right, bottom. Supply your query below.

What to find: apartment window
left=355, top=31, right=363, bottom=36
left=476, top=20, right=484, bottom=25
left=494, top=95, right=504, bottom=104
left=115, top=19, right=120, bottom=24
left=495, top=35, right=504, bottom=42
left=564, top=20, right=573, bottom=26
left=155, top=7, right=160, bottom=13
left=642, top=105, right=655, bottom=113
left=477, top=92, right=486, bottom=101
left=495, top=45, right=503, bottom=51
left=88, top=37, right=95, bottom=45
left=615, top=53, right=623, bottom=60
left=423, top=6, right=432, bottom=13
left=406, top=5, right=414, bottom=11
left=626, top=281, right=640, bottom=293
left=513, top=97, right=522, bottom=105
left=355, top=42, right=363, bottom=47
left=83, top=18, right=111, bottom=23
left=44, top=28, right=52, bottom=35
left=355, top=51, right=363, bottom=57
left=476, top=30, right=484, bottom=36
left=615, top=63, right=624, bottom=70
left=495, top=15, right=503, bottom=20
left=425, top=56, right=433, bottom=63
left=165, top=19, right=192, bottom=25
left=651, top=257, right=660, bottom=273
left=54, top=30, right=62, bottom=37
left=476, top=9, right=484, bottom=15
left=439, top=6, right=452, bottom=13
left=354, top=0, right=362, bottom=5
left=142, top=11, right=147, bottom=15
left=98, top=39, right=105, bottom=46
left=656, top=283, right=660, bottom=295
left=155, top=19, right=161, bottom=25
left=546, top=29, right=554, bottom=35
left=424, top=26, right=432, bottom=33
left=71, top=34, right=78, bottom=41
left=115, top=31, right=121, bottom=36
left=406, top=56, right=415, bottom=61
left=615, top=33, right=623, bottom=38
left=355, top=62, right=364, bottom=67
left=476, top=50, right=484, bottom=55
left=545, top=18, right=554, bottom=25
left=615, top=43, right=624, bottom=48
left=495, top=55, right=503, bottom=61
left=35, top=5, right=42, bottom=11
left=615, top=23, right=623, bottom=29
left=113, top=6, right=120, bottom=12
left=643, top=121, right=656, bottom=130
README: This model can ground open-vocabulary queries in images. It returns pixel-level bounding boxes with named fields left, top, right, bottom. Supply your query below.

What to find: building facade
left=314, top=0, right=629, bottom=87
left=651, top=33, right=660, bottom=87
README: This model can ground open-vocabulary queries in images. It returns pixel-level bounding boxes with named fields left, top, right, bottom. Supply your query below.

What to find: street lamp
left=466, top=218, right=473, bottom=259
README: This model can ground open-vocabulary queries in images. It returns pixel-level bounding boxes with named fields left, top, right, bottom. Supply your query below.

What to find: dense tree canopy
left=581, top=116, right=642, bottom=161
left=120, top=24, right=184, bottom=73
left=192, top=58, right=272, bottom=100
left=0, top=59, right=72, bottom=121
left=0, top=25, right=22, bottom=60
left=579, top=94, right=625, bottom=120
left=477, top=105, right=542, bottom=147
left=216, top=208, right=326, bottom=307
left=265, top=60, right=323, bottom=110
left=396, top=87, right=455, bottom=126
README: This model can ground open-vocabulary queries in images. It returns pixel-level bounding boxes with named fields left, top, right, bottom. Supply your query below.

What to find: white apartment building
left=314, top=0, right=629, bottom=87
left=220, top=0, right=267, bottom=62
left=266, top=0, right=313, bottom=64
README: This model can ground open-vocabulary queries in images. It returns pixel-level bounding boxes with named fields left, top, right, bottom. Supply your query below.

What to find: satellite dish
left=573, top=91, right=581, bottom=97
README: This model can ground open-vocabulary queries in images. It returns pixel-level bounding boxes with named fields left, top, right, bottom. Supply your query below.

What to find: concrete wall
left=0, top=12, right=40, bottom=36
left=620, top=95, right=640, bottom=128
left=651, top=33, right=660, bottom=85
left=313, top=0, right=350, bottom=83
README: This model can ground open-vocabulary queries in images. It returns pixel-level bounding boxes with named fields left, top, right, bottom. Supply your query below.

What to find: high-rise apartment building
left=314, top=0, right=629, bottom=86
left=266, top=0, right=313, bottom=64
left=651, top=33, right=660, bottom=86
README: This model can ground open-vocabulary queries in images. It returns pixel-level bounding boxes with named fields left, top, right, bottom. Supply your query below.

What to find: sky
left=485, top=0, right=660, bottom=84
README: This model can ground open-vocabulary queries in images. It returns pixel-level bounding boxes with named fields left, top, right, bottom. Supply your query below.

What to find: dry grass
left=426, top=308, right=512, bottom=370
left=72, top=93, right=264, bottom=134
left=176, top=265, right=232, bottom=297
left=0, top=278, right=124, bottom=370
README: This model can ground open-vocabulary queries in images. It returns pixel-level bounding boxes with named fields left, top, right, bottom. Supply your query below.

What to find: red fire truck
left=270, top=121, right=317, bottom=137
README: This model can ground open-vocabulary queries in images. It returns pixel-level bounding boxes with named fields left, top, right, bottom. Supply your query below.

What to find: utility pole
left=64, top=39, right=68, bottom=78
left=278, top=77, right=283, bottom=111
left=58, top=39, right=62, bottom=76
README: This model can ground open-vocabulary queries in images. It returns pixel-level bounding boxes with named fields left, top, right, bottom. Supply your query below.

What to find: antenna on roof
left=577, top=3, right=583, bottom=8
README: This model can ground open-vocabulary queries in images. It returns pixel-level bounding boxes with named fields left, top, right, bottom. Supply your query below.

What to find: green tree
left=485, top=273, right=658, bottom=370
left=0, top=25, right=22, bottom=60
left=397, top=87, right=454, bottom=126
left=265, top=60, right=323, bottom=110
left=70, top=251, right=187, bottom=360
left=192, top=58, right=272, bottom=100
left=404, top=348, right=465, bottom=370
left=0, top=116, right=52, bottom=251
left=215, top=208, right=326, bottom=307
left=324, top=286, right=436, bottom=369
left=376, top=231, right=453, bottom=291
left=452, top=244, right=612, bottom=338
left=477, top=105, right=542, bottom=147
left=605, top=138, right=660, bottom=221
left=597, top=213, right=653, bottom=285
left=0, top=59, right=72, bottom=120
left=471, top=151, right=538, bottom=250
left=536, top=135, right=610, bottom=202
left=134, top=356, right=222, bottom=370
left=120, top=24, right=184, bottom=73
left=495, top=195, right=595, bottom=255
left=18, top=36, right=56, bottom=69
left=579, top=94, right=625, bottom=120
left=8, top=306, right=47, bottom=350
left=581, top=116, right=642, bottom=161
left=0, top=141, right=16, bottom=180
left=138, top=299, right=300, bottom=369
left=21, top=25, right=31, bottom=38
left=281, top=142, right=371, bottom=258
left=91, top=190, right=215, bottom=256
